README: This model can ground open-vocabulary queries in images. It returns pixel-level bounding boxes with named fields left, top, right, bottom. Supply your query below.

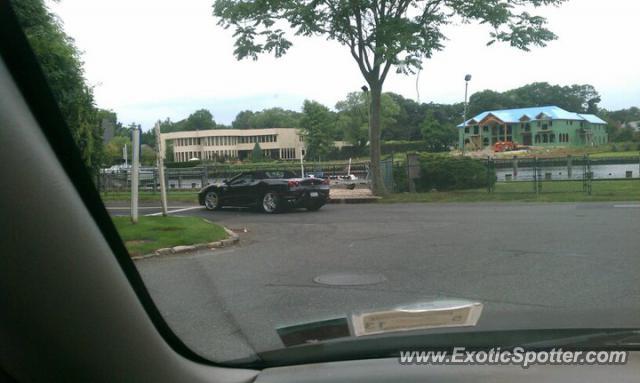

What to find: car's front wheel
left=204, top=191, right=222, bottom=211
left=260, top=192, right=281, bottom=214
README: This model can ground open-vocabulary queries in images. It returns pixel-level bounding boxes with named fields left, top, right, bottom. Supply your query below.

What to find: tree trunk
left=368, top=82, right=387, bottom=196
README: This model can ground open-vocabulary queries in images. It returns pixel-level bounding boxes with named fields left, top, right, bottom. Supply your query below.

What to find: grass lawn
left=589, top=151, right=640, bottom=159
left=101, top=191, right=198, bottom=204
left=112, top=216, right=227, bottom=256
left=382, top=180, right=640, bottom=203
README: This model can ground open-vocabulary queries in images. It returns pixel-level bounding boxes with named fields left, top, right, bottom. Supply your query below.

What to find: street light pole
left=462, top=74, right=472, bottom=156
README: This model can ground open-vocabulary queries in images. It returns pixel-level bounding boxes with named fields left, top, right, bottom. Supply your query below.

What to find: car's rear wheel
left=261, top=192, right=281, bottom=214
left=204, top=191, right=221, bottom=211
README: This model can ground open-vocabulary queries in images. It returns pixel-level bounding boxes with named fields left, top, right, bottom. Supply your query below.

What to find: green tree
left=104, top=136, right=131, bottom=166
left=165, top=141, right=175, bottom=163
left=300, top=100, right=335, bottom=160
left=261, top=108, right=300, bottom=128
left=232, top=110, right=256, bottom=129
left=335, top=91, right=400, bottom=148
left=183, top=109, right=216, bottom=130
left=469, top=82, right=602, bottom=116
left=420, top=114, right=456, bottom=152
left=213, top=0, right=565, bottom=195
left=140, top=145, right=156, bottom=166
left=251, top=142, right=263, bottom=162
left=14, top=0, right=102, bottom=172
left=141, top=129, right=156, bottom=148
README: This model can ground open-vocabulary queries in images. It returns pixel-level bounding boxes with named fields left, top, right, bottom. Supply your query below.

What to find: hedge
left=394, top=154, right=495, bottom=192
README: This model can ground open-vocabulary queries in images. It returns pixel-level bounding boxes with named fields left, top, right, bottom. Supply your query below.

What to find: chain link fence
left=389, top=154, right=640, bottom=197
left=98, top=162, right=371, bottom=192
left=486, top=155, right=640, bottom=196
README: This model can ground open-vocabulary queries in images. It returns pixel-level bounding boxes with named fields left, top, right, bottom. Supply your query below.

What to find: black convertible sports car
left=198, top=170, right=330, bottom=213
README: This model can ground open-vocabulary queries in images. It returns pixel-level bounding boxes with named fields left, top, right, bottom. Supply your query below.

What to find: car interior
left=1, top=2, right=639, bottom=382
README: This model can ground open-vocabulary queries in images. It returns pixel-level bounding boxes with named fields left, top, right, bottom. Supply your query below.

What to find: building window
left=550, top=134, right=555, bottom=143
left=464, top=127, right=469, bottom=134
left=483, top=126, right=489, bottom=132
left=473, top=126, right=479, bottom=135
left=535, top=135, right=541, bottom=143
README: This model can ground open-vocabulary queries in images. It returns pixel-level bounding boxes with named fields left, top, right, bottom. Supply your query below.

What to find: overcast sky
left=50, top=0, right=640, bottom=130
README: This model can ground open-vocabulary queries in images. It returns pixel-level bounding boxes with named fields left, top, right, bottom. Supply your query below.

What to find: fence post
left=406, top=153, right=419, bottom=193
left=533, top=157, right=536, bottom=194
left=487, top=156, right=491, bottom=193
left=582, top=154, right=587, bottom=193
left=152, top=169, right=157, bottom=193
left=586, top=155, right=592, bottom=196
left=203, top=165, right=209, bottom=187
left=512, top=156, right=518, bottom=179
left=567, top=155, right=573, bottom=179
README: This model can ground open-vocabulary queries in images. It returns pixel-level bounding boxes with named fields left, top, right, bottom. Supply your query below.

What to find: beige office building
left=160, top=128, right=308, bottom=162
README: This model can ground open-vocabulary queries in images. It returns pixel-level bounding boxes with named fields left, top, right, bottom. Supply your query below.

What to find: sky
left=49, top=0, right=640, bottom=131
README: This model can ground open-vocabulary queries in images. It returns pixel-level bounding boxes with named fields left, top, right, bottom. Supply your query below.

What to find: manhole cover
left=313, top=272, right=387, bottom=286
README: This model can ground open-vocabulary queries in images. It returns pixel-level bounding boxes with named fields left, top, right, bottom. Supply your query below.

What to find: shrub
left=414, top=155, right=495, bottom=191
left=381, top=141, right=430, bottom=154
left=392, top=163, right=409, bottom=192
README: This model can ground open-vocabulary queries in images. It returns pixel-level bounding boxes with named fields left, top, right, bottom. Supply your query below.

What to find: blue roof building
left=458, top=106, right=608, bottom=149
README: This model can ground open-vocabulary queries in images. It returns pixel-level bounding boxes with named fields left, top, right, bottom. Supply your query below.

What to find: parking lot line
left=106, top=206, right=191, bottom=210
left=613, top=204, right=640, bottom=208
left=145, top=206, right=203, bottom=216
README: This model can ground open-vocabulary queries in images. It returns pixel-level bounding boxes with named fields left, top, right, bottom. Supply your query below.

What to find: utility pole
left=155, top=121, right=168, bottom=216
left=130, top=127, right=140, bottom=223
left=123, top=144, right=128, bottom=167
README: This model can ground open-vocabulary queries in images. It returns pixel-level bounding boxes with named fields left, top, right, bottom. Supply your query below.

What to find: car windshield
left=262, top=171, right=297, bottom=179
left=11, top=0, right=640, bottom=368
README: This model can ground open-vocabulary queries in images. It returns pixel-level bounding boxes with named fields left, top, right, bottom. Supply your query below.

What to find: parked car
left=198, top=170, right=330, bottom=213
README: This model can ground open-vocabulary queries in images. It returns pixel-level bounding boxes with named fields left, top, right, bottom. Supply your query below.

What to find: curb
left=131, top=226, right=240, bottom=261
left=328, top=197, right=381, bottom=204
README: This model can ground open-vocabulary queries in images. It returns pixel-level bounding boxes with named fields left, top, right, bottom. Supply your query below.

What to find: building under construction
left=458, top=106, right=608, bottom=150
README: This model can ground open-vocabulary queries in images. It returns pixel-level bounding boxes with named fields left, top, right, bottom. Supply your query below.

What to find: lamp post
left=462, top=74, right=472, bottom=156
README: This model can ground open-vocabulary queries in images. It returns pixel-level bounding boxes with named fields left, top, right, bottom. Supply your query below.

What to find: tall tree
left=14, top=0, right=102, bottom=172
left=420, top=113, right=456, bottom=152
left=335, top=91, right=400, bottom=147
left=469, top=82, right=602, bottom=116
left=232, top=110, right=256, bottom=129
left=213, top=0, right=565, bottom=195
left=183, top=109, right=216, bottom=130
left=385, top=93, right=427, bottom=140
left=299, top=100, right=335, bottom=160
left=251, top=142, right=264, bottom=162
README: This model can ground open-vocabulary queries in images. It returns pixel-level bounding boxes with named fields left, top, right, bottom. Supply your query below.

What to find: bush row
left=393, top=154, right=495, bottom=192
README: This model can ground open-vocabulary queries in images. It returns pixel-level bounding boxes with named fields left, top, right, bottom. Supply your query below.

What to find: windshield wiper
left=518, top=329, right=640, bottom=349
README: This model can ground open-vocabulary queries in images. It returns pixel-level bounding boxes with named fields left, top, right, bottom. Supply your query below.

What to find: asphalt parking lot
left=108, top=202, right=640, bottom=363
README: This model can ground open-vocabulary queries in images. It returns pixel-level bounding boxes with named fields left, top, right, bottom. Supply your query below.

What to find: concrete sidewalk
left=328, top=187, right=380, bottom=204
